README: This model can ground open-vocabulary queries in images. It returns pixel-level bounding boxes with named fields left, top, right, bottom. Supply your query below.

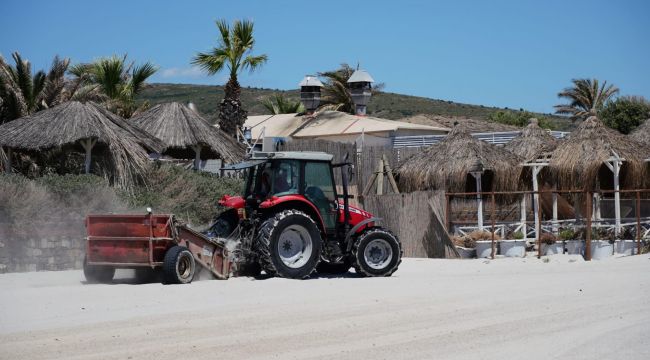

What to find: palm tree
left=262, top=93, right=305, bottom=114
left=554, top=78, right=619, bottom=120
left=0, top=52, right=70, bottom=123
left=192, top=19, right=267, bottom=137
left=317, top=63, right=384, bottom=114
left=69, top=55, right=157, bottom=118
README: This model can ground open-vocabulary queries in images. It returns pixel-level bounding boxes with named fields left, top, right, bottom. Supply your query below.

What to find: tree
left=317, top=63, right=384, bottom=114
left=262, top=93, right=304, bottom=114
left=554, top=78, right=619, bottom=120
left=600, top=96, right=650, bottom=134
left=192, top=19, right=268, bottom=137
left=69, top=55, right=157, bottom=118
left=0, top=52, right=70, bottom=123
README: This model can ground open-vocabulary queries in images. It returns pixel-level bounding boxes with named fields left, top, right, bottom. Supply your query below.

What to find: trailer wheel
left=163, top=246, right=196, bottom=284
left=352, top=228, right=402, bottom=277
left=83, top=256, right=115, bottom=284
left=255, top=210, right=321, bottom=279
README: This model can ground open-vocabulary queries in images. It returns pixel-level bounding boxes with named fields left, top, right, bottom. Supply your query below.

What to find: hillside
left=138, top=83, right=571, bottom=130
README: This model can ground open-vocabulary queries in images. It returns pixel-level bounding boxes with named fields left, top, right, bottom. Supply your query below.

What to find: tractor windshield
left=247, top=160, right=300, bottom=198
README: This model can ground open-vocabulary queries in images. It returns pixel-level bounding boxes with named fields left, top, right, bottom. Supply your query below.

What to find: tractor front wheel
left=352, top=228, right=402, bottom=277
left=163, top=246, right=196, bottom=284
left=255, top=210, right=321, bottom=279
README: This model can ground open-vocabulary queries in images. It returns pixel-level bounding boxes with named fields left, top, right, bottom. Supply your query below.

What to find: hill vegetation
left=138, top=83, right=572, bottom=131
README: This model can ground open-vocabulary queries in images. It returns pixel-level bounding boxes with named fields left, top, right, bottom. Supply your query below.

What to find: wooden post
left=382, top=155, right=400, bottom=194
left=520, top=194, right=527, bottom=239
left=636, top=191, right=641, bottom=255
left=490, top=192, right=496, bottom=259
left=613, top=160, right=621, bottom=235
left=552, top=185, right=559, bottom=234
left=537, top=197, right=543, bottom=259
left=471, top=172, right=483, bottom=231
left=586, top=191, right=592, bottom=261
left=532, top=165, right=542, bottom=242
left=193, top=145, right=202, bottom=171
left=376, top=158, right=384, bottom=195
left=80, top=139, right=96, bottom=174
left=4, top=147, right=12, bottom=173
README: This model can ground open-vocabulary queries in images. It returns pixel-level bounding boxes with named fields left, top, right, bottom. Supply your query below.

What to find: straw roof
left=396, top=125, right=523, bottom=192
left=131, top=102, right=244, bottom=163
left=549, top=116, right=650, bottom=190
left=0, top=101, right=164, bottom=187
left=629, top=118, right=650, bottom=147
left=504, top=118, right=558, bottom=161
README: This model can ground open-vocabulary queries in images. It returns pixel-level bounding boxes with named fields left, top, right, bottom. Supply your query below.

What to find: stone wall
left=0, top=222, right=85, bottom=273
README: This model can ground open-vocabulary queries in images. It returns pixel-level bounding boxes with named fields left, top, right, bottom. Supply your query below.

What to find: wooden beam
left=376, top=158, right=384, bottom=195
left=382, top=154, right=400, bottom=194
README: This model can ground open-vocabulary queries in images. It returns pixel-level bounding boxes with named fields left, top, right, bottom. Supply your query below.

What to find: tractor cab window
left=304, top=161, right=337, bottom=229
left=256, top=160, right=300, bottom=198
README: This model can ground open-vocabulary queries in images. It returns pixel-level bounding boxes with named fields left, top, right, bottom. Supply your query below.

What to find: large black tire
left=205, top=210, right=238, bottom=238
left=317, top=256, right=353, bottom=274
left=83, top=256, right=115, bottom=284
left=162, top=246, right=196, bottom=284
left=352, top=228, right=402, bottom=277
left=255, top=210, right=322, bottom=279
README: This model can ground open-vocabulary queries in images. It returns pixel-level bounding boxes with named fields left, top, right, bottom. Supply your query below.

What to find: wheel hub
left=363, top=239, right=393, bottom=270
left=277, top=225, right=312, bottom=269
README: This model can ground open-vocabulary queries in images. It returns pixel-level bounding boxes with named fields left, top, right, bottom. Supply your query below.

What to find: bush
left=120, top=164, right=244, bottom=226
left=539, top=233, right=558, bottom=245
left=559, top=228, right=576, bottom=240
left=512, top=231, right=524, bottom=240
left=601, top=96, right=650, bottom=134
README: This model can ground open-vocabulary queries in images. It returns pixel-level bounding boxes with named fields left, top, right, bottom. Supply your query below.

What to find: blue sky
left=1, top=0, right=648, bottom=114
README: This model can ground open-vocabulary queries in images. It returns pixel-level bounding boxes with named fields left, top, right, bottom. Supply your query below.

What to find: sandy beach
left=0, top=255, right=648, bottom=360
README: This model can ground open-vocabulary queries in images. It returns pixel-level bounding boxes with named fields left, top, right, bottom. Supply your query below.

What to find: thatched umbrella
left=629, top=118, right=650, bottom=147
left=131, top=102, right=244, bottom=169
left=504, top=118, right=558, bottom=161
left=549, top=116, right=650, bottom=234
left=397, top=125, right=523, bottom=230
left=0, top=101, right=163, bottom=187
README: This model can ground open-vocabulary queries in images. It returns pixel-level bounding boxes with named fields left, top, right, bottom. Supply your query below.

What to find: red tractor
left=209, top=151, right=402, bottom=279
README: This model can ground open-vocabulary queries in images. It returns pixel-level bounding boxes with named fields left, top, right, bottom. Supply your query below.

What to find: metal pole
left=586, top=192, right=592, bottom=261
left=82, top=139, right=93, bottom=174
left=537, top=196, right=543, bottom=259
left=445, top=193, right=450, bottom=232
left=491, top=192, right=496, bottom=259
left=193, top=145, right=202, bottom=171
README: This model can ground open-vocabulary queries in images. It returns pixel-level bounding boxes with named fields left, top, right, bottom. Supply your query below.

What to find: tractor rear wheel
left=162, top=246, right=196, bottom=284
left=255, top=210, right=321, bottom=279
left=352, top=228, right=402, bottom=277
left=83, top=256, right=115, bottom=284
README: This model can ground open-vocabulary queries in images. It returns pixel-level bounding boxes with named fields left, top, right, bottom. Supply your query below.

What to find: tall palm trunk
left=218, top=76, right=247, bottom=137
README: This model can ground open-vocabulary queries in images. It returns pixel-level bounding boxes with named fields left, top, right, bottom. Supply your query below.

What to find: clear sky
left=1, top=0, right=648, bottom=114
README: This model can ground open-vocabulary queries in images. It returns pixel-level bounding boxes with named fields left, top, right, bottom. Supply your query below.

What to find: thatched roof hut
left=396, top=125, right=523, bottom=192
left=131, top=102, right=244, bottom=168
left=629, top=118, right=650, bottom=147
left=0, top=101, right=164, bottom=187
left=549, top=116, right=649, bottom=190
left=504, top=118, right=558, bottom=161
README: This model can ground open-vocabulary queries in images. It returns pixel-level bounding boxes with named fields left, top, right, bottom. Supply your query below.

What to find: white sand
left=0, top=255, right=648, bottom=360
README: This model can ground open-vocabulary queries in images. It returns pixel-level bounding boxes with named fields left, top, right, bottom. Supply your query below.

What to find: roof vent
left=347, top=69, right=374, bottom=116
left=299, top=75, right=323, bottom=114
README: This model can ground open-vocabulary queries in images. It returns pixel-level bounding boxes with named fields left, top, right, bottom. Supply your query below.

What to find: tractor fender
left=259, top=196, right=326, bottom=233
left=345, top=217, right=381, bottom=252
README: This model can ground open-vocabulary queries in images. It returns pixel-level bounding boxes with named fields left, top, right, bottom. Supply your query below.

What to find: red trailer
left=84, top=213, right=232, bottom=284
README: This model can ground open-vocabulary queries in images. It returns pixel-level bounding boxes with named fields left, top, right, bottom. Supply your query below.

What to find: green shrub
left=512, top=231, right=524, bottom=240
left=559, top=228, right=576, bottom=240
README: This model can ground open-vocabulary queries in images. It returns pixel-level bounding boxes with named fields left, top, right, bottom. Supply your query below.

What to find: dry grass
left=396, top=125, right=523, bottom=192
left=131, top=102, right=245, bottom=163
